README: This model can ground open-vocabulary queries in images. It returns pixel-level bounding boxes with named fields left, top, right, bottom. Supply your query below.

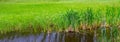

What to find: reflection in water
left=93, top=30, right=97, bottom=42
left=81, top=32, right=86, bottom=42
left=0, top=31, right=116, bottom=42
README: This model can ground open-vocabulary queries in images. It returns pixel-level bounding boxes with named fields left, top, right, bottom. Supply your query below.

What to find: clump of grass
left=84, top=8, right=94, bottom=25
left=63, top=10, right=80, bottom=31
left=54, top=9, right=80, bottom=32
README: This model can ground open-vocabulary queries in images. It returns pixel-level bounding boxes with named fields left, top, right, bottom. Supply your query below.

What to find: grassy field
left=0, top=1, right=120, bottom=34
left=0, top=0, right=120, bottom=41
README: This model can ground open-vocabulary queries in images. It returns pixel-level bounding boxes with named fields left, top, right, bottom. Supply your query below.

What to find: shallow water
left=0, top=31, right=97, bottom=42
left=0, top=30, right=119, bottom=42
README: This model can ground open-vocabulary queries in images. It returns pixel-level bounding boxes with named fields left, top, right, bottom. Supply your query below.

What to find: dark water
left=0, top=31, right=118, bottom=42
left=0, top=31, right=99, bottom=42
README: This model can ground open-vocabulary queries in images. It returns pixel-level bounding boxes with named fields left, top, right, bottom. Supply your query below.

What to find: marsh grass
left=0, top=3, right=120, bottom=41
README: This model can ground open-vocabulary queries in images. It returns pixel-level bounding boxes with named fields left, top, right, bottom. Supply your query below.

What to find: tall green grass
left=0, top=3, right=120, bottom=31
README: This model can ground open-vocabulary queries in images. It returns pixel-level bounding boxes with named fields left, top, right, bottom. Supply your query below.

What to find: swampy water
left=0, top=31, right=97, bottom=42
left=0, top=30, right=119, bottom=42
